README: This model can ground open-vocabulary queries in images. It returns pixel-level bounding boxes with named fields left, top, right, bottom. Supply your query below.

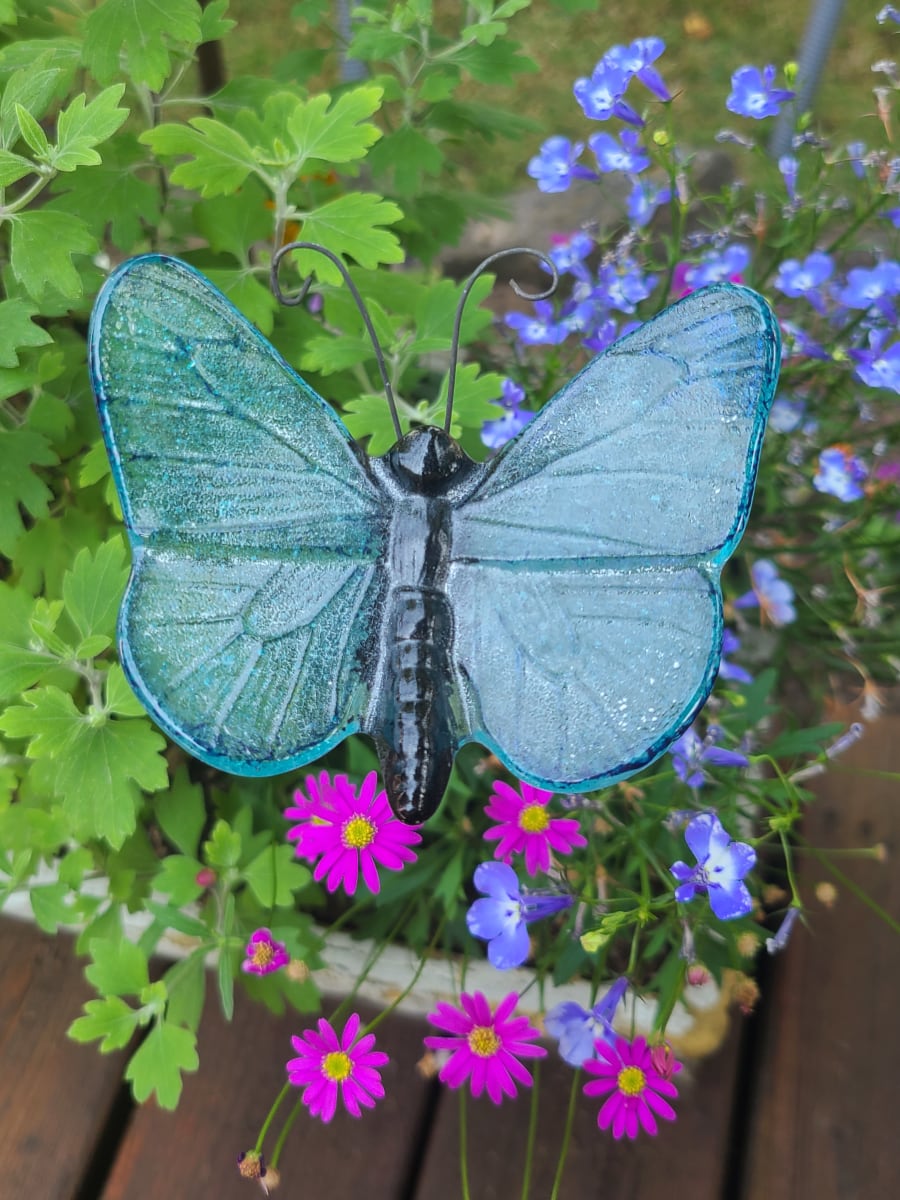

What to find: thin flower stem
left=778, top=829, right=802, bottom=906
left=364, top=918, right=447, bottom=1035
left=520, top=1059, right=541, bottom=1200
left=548, top=1069, right=581, bottom=1200
left=803, top=846, right=900, bottom=935
left=269, top=1096, right=304, bottom=1170
left=459, top=1086, right=471, bottom=1200
left=254, top=1080, right=291, bottom=1153
left=329, top=897, right=419, bottom=1027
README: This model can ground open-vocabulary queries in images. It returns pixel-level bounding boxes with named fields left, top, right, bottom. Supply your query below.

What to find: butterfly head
left=387, top=426, right=473, bottom=492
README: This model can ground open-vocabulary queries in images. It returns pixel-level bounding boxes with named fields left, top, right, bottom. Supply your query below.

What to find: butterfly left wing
left=448, top=283, right=779, bottom=790
left=91, top=255, right=388, bottom=773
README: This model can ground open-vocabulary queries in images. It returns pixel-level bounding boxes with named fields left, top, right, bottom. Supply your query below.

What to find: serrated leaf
left=0, top=425, right=57, bottom=556
left=50, top=85, right=128, bottom=172
left=9, top=209, right=97, bottom=300
left=438, top=363, right=506, bottom=436
left=294, top=193, right=403, bottom=282
left=30, top=881, right=71, bottom=932
left=125, top=1020, right=198, bottom=1109
left=84, top=0, right=203, bottom=90
left=14, top=102, right=49, bottom=157
left=68, top=996, right=140, bottom=1052
left=163, top=954, right=206, bottom=1033
left=52, top=134, right=161, bottom=250
left=62, top=536, right=129, bottom=642
left=203, top=819, right=241, bottom=870
left=198, top=0, right=235, bottom=40
left=76, top=634, right=111, bottom=660
left=145, top=899, right=209, bottom=941
left=243, top=843, right=311, bottom=908
left=154, top=855, right=205, bottom=907
left=286, top=86, right=383, bottom=167
left=103, top=665, right=142, bottom=717
left=79, top=440, right=111, bottom=488
left=154, top=766, right=206, bottom=856
left=141, top=118, right=258, bottom=197
left=0, top=65, right=60, bottom=149
left=192, top=183, right=270, bottom=262
left=367, top=125, right=443, bottom=196
left=86, top=935, right=149, bottom=995
left=0, top=148, right=34, bottom=185
left=0, top=298, right=52, bottom=368
left=341, top=391, right=404, bottom=454
left=0, top=642, right=58, bottom=699
left=301, top=332, right=376, bottom=374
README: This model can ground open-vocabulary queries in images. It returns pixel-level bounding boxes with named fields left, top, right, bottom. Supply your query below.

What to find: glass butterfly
left=89, top=246, right=779, bottom=824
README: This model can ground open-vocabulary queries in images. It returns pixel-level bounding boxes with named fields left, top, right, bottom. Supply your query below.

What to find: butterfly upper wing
left=91, top=254, right=387, bottom=774
left=448, top=284, right=779, bottom=790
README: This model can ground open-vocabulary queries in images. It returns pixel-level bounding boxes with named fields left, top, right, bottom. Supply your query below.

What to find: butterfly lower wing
left=449, top=562, right=720, bottom=789
left=453, top=284, right=779, bottom=564
left=449, top=284, right=778, bottom=789
left=90, top=255, right=387, bottom=771
left=122, top=548, right=381, bottom=772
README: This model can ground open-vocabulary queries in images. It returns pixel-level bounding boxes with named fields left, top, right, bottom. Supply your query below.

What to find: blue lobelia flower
left=814, top=446, right=867, bottom=501
left=849, top=330, right=900, bottom=394
left=466, top=861, right=573, bottom=969
left=548, top=231, right=595, bottom=280
left=588, top=128, right=650, bottom=174
left=573, top=61, right=643, bottom=126
left=545, top=977, right=629, bottom=1066
left=726, top=65, right=795, bottom=120
left=718, top=629, right=753, bottom=685
left=684, top=243, right=750, bottom=289
left=878, top=4, right=900, bottom=23
left=482, top=379, right=533, bottom=452
left=504, top=300, right=569, bottom=347
left=834, top=261, right=900, bottom=315
left=670, top=726, right=749, bottom=788
left=766, top=906, right=802, bottom=954
left=527, top=136, right=587, bottom=194
left=604, top=37, right=671, bottom=101
left=778, top=153, right=800, bottom=202
left=774, top=251, right=833, bottom=313
left=670, top=813, right=756, bottom=921
left=846, top=140, right=867, bottom=180
left=593, top=258, right=657, bottom=313
left=625, top=178, right=671, bottom=228
left=734, top=559, right=797, bottom=625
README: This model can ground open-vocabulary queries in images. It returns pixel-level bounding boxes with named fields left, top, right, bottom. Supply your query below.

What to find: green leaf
left=86, top=935, right=149, bottom=995
left=9, top=209, right=97, bottom=300
left=68, top=996, right=140, bottom=1052
left=163, top=954, right=206, bottom=1033
left=14, top=102, right=50, bottom=158
left=50, top=85, right=129, bottom=171
left=294, top=193, right=403, bottom=282
left=0, top=426, right=57, bottom=556
left=243, top=843, right=311, bottom=908
left=154, top=855, right=205, bottom=906
left=203, top=818, right=242, bottom=870
left=192, top=183, right=271, bottom=262
left=52, top=133, right=161, bottom=251
left=0, top=148, right=34, bottom=185
left=341, top=391, right=404, bottom=455
left=125, top=1020, right=198, bottom=1109
left=217, top=943, right=235, bottom=1021
left=84, top=0, right=203, bottom=90
left=198, top=0, right=235, bottom=41
left=30, top=881, right=71, bottom=932
left=438, top=363, right=506, bottom=436
left=154, top=766, right=206, bottom=856
left=0, top=687, right=168, bottom=847
left=62, top=536, right=129, bottom=642
left=105, top=664, right=145, bottom=717
left=285, top=86, right=383, bottom=166
left=366, top=125, right=443, bottom=196
left=141, top=118, right=258, bottom=197
left=0, top=298, right=52, bottom=367
left=204, top=268, right=278, bottom=336
left=144, top=900, right=210, bottom=941
left=0, top=65, right=59, bottom=148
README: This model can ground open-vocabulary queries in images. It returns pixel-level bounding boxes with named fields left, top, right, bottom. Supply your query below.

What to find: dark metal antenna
left=271, top=241, right=403, bottom=443
left=443, top=247, right=559, bottom=434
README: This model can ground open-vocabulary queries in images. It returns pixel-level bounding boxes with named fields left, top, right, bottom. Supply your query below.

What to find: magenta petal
left=644, top=1088, right=677, bottom=1120
left=597, top=1092, right=621, bottom=1131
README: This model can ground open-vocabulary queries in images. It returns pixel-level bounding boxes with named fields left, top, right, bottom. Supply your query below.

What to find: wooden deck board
left=743, top=710, right=900, bottom=1200
left=0, top=917, right=128, bottom=1200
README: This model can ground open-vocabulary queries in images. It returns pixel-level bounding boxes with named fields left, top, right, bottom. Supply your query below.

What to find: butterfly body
left=90, top=255, right=779, bottom=825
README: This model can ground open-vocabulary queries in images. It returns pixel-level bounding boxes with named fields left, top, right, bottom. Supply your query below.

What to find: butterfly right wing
left=91, top=255, right=388, bottom=773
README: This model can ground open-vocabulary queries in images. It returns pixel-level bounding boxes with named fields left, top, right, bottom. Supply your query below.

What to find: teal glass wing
left=90, top=255, right=387, bottom=774
left=448, top=283, right=779, bottom=790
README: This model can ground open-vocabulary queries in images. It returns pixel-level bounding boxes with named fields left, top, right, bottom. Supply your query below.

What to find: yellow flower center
left=322, top=1051, right=353, bottom=1082
left=467, top=1025, right=500, bottom=1058
left=251, top=943, right=275, bottom=967
left=342, top=815, right=376, bottom=849
left=617, top=1066, right=647, bottom=1097
left=519, top=803, right=550, bottom=833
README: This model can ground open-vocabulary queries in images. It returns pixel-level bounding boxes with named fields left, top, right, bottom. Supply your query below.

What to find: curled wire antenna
left=271, top=240, right=403, bottom=442
left=444, top=247, right=559, bottom=434
left=270, top=240, right=559, bottom=444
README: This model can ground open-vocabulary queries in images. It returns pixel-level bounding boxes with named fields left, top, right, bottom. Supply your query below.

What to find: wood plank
left=101, top=994, right=435, bottom=1199
left=414, top=1022, right=746, bottom=1199
left=744, top=709, right=900, bottom=1200
left=0, top=917, right=129, bottom=1199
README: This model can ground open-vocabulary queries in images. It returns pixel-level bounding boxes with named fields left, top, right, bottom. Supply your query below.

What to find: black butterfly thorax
left=364, top=427, right=483, bottom=824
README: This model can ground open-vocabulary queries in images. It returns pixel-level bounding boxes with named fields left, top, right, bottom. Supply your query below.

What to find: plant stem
left=459, top=1086, right=471, bottom=1200
left=520, top=1059, right=540, bottom=1200
left=255, top=1080, right=291, bottom=1153
left=549, top=1069, right=581, bottom=1200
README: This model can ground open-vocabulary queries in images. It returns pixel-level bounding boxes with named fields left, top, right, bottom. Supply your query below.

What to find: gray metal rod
left=770, top=0, right=847, bottom=158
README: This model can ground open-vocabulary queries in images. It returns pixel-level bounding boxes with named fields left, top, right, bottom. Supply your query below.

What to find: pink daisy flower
left=286, top=1013, right=389, bottom=1123
left=483, top=779, right=587, bottom=876
left=424, top=990, right=546, bottom=1104
left=583, top=1035, right=681, bottom=1139
left=241, top=928, right=290, bottom=976
left=285, top=771, right=421, bottom=896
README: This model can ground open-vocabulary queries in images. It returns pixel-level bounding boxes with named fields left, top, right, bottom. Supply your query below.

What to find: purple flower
left=814, top=446, right=867, bottom=501
left=604, top=37, right=671, bottom=101
left=846, top=140, right=867, bottom=179
left=780, top=319, right=830, bottom=362
left=582, top=316, right=625, bottom=354
left=626, top=178, right=671, bottom=227
left=778, top=153, right=799, bottom=202
left=484, top=778, right=587, bottom=876
left=769, top=395, right=810, bottom=433
left=589, top=128, right=650, bottom=174
left=682, top=244, right=750, bottom=290
left=773, top=251, right=833, bottom=312
left=766, top=906, right=802, bottom=954
left=527, top=136, right=586, bottom=194
left=241, top=928, right=290, bottom=976
left=574, top=61, right=643, bottom=126
left=850, top=331, right=900, bottom=393
left=287, top=1013, right=389, bottom=1122
left=726, top=65, right=795, bottom=120
left=718, top=628, right=753, bottom=685
left=594, top=258, right=656, bottom=313
left=548, top=230, right=595, bottom=279
left=734, top=559, right=797, bottom=625
left=545, top=977, right=629, bottom=1067
left=504, top=300, right=568, bottom=346
left=482, top=378, right=532, bottom=451
left=466, top=861, right=573, bottom=970
left=583, top=1036, right=680, bottom=1138
left=670, top=726, right=749, bottom=787
left=670, top=812, right=756, bottom=920
left=878, top=5, right=900, bottom=23
left=834, top=262, right=900, bottom=314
